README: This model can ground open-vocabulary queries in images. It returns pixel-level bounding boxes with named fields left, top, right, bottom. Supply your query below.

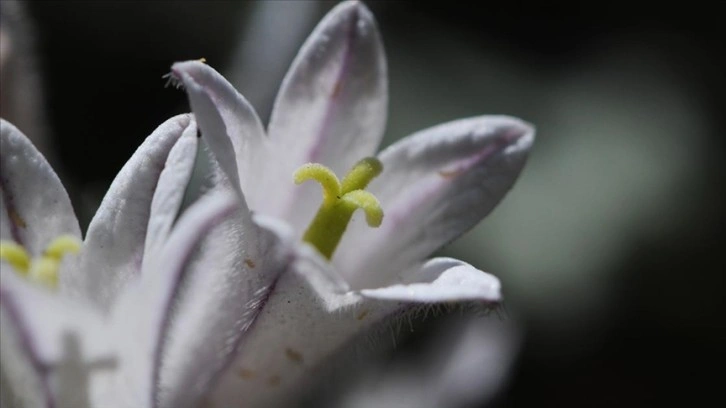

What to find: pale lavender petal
left=156, top=209, right=293, bottom=408
left=109, top=192, right=238, bottom=408
left=0, top=279, right=54, bottom=408
left=265, top=0, right=388, bottom=232
left=0, top=271, right=115, bottom=408
left=170, top=60, right=269, bottom=210
left=335, top=116, right=534, bottom=289
left=207, top=244, right=361, bottom=408
left=0, top=119, right=81, bottom=257
left=75, top=115, right=194, bottom=311
left=171, top=66, right=243, bottom=202
left=209, top=252, right=500, bottom=407
left=142, top=125, right=198, bottom=270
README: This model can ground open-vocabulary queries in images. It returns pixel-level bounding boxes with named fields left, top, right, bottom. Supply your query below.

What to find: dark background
left=3, top=1, right=724, bottom=406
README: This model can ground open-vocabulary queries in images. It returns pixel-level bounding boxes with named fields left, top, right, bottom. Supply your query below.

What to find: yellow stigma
left=0, top=235, right=81, bottom=288
left=294, top=157, right=384, bottom=259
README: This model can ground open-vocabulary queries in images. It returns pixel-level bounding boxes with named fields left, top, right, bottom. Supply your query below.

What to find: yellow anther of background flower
left=294, top=157, right=384, bottom=259
left=0, top=242, right=31, bottom=274
left=0, top=235, right=81, bottom=288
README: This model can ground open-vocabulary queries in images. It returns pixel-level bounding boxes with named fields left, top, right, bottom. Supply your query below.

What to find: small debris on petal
left=285, top=348, right=303, bottom=364
left=438, top=168, right=465, bottom=179
left=267, top=375, right=281, bottom=387
left=9, top=208, right=26, bottom=228
left=237, top=368, right=256, bottom=380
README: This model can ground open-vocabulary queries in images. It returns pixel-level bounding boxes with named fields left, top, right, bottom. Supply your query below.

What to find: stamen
left=0, top=235, right=80, bottom=288
left=0, top=241, right=31, bottom=274
left=29, top=258, right=60, bottom=288
left=294, top=157, right=384, bottom=259
left=43, top=235, right=81, bottom=260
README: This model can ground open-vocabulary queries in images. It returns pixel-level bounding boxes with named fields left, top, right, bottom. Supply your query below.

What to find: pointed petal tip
left=332, top=0, right=372, bottom=17
left=317, top=0, right=379, bottom=47
left=165, top=112, right=194, bottom=129
left=506, top=116, right=535, bottom=151
left=483, top=115, right=535, bottom=149
left=170, top=59, right=206, bottom=79
left=169, top=60, right=204, bottom=91
left=465, top=115, right=535, bottom=166
left=169, top=61, right=227, bottom=98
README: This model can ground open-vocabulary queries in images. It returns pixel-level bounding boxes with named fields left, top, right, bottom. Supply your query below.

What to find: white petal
left=170, top=61, right=269, bottom=209
left=0, top=288, right=54, bottom=408
left=110, top=192, right=239, bottom=408
left=0, top=119, right=81, bottom=256
left=335, top=116, right=534, bottom=288
left=75, top=115, right=195, bottom=310
left=208, top=255, right=499, bottom=407
left=360, top=257, right=501, bottom=303
left=265, top=0, right=388, bottom=232
left=173, top=67, right=248, bottom=207
left=142, top=125, right=198, bottom=270
left=0, top=271, right=115, bottom=408
left=156, top=209, right=293, bottom=408
left=207, top=244, right=361, bottom=408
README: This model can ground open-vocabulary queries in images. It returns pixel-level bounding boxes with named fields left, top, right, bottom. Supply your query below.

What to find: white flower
left=166, top=1, right=535, bottom=407
left=0, top=117, right=246, bottom=407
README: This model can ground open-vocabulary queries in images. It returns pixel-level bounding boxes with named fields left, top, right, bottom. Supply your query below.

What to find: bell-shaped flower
left=167, top=1, right=534, bottom=407
left=0, top=117, right=274, bottom=407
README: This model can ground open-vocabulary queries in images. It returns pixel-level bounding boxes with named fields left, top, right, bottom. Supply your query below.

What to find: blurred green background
left=2, top=1, right=723, bottom=406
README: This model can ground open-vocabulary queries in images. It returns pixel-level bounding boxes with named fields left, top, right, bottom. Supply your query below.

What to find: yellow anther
left=294, top=157, right=384, bottom=259
left=0, top=241, right=31, bottom=274
left=29, top=258, right=60, bottom=288
left=0, top=235, right=80, bottom=289
left=44, top=235, right=81, bottom=260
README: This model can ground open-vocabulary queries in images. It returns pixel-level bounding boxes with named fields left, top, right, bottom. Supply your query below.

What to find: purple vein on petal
left=149, top=197, right=237, bottom=407
left=0, top=175, right=25, bottom=247
left=438, top=128, right=524, bottom=180
left=304, top=7, right=359, bottom=164
left=0, top=287, right=54, bottom=408
left=387, top=131, right=522, bottom=228
left=203, top=257, right=290, bottom=399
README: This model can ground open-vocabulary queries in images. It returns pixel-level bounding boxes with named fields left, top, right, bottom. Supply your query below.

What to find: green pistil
left=294, top=158, right=384, bottom=259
